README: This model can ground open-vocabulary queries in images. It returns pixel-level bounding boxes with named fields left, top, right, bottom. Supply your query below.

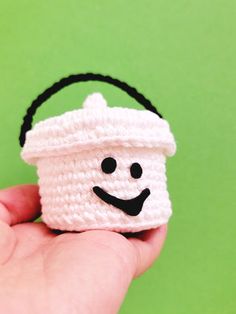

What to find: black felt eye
left=101, top=157, right=117, bottom=174
left=130, top=162, right=142, bottom=179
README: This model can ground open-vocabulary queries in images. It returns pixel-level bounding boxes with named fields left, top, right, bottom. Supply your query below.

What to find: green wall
left=0, top=1, right=235, bottom=313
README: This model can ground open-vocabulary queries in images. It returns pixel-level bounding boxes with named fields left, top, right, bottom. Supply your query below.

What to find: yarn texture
left=21, top=93, right=176, bottom=232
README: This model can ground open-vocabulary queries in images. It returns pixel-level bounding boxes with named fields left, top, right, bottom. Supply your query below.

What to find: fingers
left=128, top=224, right=168, bottom=278
left=0, top=185, right=41, bottom=226
left=0, top=220, right=16, bottom=264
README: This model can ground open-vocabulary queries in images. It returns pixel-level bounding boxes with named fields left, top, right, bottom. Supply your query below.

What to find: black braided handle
left=19, top=73, right=162, bottom=147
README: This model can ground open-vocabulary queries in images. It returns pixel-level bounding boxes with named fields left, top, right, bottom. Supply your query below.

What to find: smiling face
left=38, top=146, right=172, bottom=232
left=93, top=157, right=151, bottom=216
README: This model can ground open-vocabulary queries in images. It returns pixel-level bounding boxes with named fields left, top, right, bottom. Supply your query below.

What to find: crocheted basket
left=20, top=74, right=176, bottom=233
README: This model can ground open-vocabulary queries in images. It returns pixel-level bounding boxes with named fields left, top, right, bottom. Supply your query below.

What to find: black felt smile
left=93, top=186, right=150, bottom=216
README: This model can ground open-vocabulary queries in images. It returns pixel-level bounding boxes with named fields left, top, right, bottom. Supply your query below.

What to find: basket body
left=37, top=146, right=172, bottom=232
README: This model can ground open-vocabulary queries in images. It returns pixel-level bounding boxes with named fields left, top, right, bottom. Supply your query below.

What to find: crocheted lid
left=21, top=93, right=176, bottom=165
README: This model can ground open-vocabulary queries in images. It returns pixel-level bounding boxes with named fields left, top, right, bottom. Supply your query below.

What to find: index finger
left=128, top=224, right=168, bottom=278
left=0, top=184, right=41, bottom=225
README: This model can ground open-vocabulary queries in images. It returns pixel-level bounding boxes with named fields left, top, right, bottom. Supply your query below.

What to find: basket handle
left=19, top=73, right=162, bottom=147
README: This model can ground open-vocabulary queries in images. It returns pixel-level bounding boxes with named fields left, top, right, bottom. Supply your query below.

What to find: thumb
left=0, top=218, right=16, bottom=265
left=0, top=184, right=41, bottom=225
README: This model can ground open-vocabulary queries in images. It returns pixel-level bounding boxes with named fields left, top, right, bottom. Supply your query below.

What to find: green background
left=0, top=1, right=235, bottom=313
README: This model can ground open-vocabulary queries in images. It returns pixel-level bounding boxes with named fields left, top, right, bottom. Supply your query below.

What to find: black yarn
left=93, top=186, right=150, bottom=216
left=130, top=162, right=143, bottom=179
left=19, top=73, right=163, bottom=147
left=101, top=157, right=117, bottom=174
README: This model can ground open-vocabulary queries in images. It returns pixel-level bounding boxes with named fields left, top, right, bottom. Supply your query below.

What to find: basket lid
left=21, top=93, right=176, bottom=165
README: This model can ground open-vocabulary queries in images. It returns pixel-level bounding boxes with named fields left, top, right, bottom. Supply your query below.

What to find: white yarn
left=21, top=93, right=176, bottom=232
left=83, top=93, right=107, bottom=109
left=21, top=93, right=176, bottom=164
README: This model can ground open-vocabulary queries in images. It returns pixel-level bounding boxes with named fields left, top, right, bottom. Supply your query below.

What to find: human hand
left=0, top=185, right=167, bottom=314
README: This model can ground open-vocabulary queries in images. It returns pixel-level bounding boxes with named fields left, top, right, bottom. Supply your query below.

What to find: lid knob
left=82, top=93, right=108, bottom=110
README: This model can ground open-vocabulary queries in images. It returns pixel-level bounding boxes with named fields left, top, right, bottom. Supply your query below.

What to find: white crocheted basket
left=20, top=75, right=176, bottom=232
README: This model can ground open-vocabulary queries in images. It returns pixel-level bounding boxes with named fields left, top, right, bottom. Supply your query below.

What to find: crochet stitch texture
left=21, top=93, right=176, bottom=232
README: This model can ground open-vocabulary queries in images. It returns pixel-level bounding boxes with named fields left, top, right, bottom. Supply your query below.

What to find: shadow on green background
left=0, top=1, right=235, bottom=313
